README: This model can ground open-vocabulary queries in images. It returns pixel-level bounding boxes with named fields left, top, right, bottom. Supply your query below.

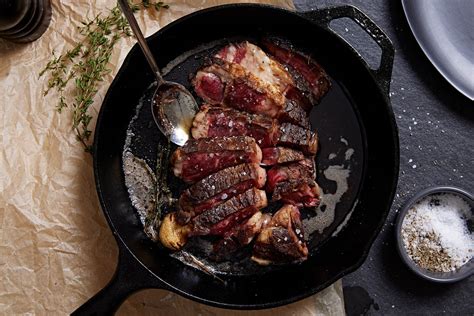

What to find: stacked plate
left=0, top=0, right=52, bottom=43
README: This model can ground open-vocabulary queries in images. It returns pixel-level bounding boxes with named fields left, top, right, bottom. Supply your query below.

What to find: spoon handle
left=118, top=0, right=164, bottom=84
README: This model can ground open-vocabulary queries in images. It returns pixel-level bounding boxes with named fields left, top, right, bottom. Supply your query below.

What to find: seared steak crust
left=192, top=106, right=280, bottom=148
left=193, top=41, right=313, bottom=127
left=252, top=205, right=308, bottom=265
left=192, top=188, right=267, bottom=235
left=262, top=147, right=305, bottom=166
left=278, top=123, right=318, bottom=155
left=171, top=136, right=262, bottom=183
left=262, top=39, right=331, bottom=104
left=272, top=178, right=321, bottom=208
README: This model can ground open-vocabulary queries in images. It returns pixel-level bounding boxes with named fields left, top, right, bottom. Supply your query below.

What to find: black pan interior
left=124, top=36, right=365, bottom=275
left=94, top=5, right=398, bottom=309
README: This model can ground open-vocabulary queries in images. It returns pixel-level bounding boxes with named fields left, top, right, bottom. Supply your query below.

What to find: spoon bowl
left=118, top=0, right=198, bottom=146
left=152, top=82, right=198, bottom=146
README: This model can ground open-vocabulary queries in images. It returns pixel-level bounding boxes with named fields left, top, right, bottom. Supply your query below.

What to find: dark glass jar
left=0, top=0, right=52, bottom=43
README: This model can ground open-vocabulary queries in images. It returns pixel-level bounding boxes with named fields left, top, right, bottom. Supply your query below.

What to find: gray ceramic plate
left=402, top=0, right=474, bottom=100
left=395, top=186, right=474, bottom=283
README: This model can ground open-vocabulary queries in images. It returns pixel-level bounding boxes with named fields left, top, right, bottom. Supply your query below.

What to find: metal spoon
left=118, top=0, right=198, bottom=146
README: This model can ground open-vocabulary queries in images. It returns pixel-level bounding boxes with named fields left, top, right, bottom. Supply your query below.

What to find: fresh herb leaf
left=39, top=2, right=169, bottom=152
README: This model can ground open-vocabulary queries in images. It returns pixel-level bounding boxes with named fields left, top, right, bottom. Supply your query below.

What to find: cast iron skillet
left=73, top=4, right=399, bottom=314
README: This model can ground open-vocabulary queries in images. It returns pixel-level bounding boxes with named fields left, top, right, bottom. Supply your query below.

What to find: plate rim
left=401, top=0, right=474, bottom=100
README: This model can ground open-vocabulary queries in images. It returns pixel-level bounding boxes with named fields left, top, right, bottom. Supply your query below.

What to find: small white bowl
left=395, top=186, right=473, bottom=283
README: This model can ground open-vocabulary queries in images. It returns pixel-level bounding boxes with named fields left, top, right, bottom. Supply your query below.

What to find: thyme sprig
left=40, top=1, right=169, bottom=152
left=144, top=139, right=173, bottom=240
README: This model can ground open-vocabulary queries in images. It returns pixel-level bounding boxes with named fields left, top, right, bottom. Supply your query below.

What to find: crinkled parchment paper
left=0, top=1, right=344, bottom=314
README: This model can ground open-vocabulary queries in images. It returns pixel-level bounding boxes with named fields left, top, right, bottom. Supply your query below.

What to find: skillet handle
left=302, top=5, right=394, bottom=96
left=71, top=245, right=168, bottom=315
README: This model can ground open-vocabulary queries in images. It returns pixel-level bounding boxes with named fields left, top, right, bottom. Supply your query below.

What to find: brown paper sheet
left=0, top=1, right=345, bottom=314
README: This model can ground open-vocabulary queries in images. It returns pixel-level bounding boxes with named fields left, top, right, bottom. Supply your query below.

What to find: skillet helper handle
left=72, top=247, right=166, bottom=315
left=302, top=5, right=394, bottom=96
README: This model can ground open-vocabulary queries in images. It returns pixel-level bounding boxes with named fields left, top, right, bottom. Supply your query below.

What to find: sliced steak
left=278, top=123, right=318, bottom=155
left=171, top=136, right=262, bottom=183
left=215, top=41, right=294, bottom=95
left=207, top=207, right=259, bottom=236
left=272, top=178, right=321, bottom=208
left=193, top=71, right=225, bottom=102
left=252, top=204, right=308, bottom=265
left=262, top=39, right=331, bottom=104
left=213, top=211, right=272, bottom=260
left=176, top=180, right=255, bottom=226
left=192, top=105, right=280, bottom=147
left=218, top=42, right=312, bottom=126
left=193, top=60, right=282, bottom=118
left=280, top=95, right=310, bottom=128
left=284, top=85, right=312, bottom=113
left=192, top=187, right=268, bottom=236
left=193, top=42, right=311, bottom=127
left=266, top=159, right=315, bottom=193
left=179, top=163, right=266, bottom=214
left=261, top=147, right=305, bottom=166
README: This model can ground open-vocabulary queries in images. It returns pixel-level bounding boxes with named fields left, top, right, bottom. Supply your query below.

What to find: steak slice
left=213, top=211, right=272, bottom=260
left=262, top=39, right=331, bottom=104
left=192, top=187, right=267, bottom=236
left=192, top=105, right=280, bottom=148
left=266, top=159, right=315, bottom=193
left=193, top=71, right=225, bottom=103
left=278, top=123, right=318, bottom=155
left=176, top=181, right=256, bottom=226
left=272, top=178, right=321, bottom=208
left=193, top=60, right=282, bottom=118
left=179, top=163, right=266, bottom=214
left=267, top=159, right=319, bottom=208
left=252, top=204, right=308, bottom=265
left=280, top=95, right=310, bottom=128
left=215, top=41, right=294, bottom=95
left=217, top=42, right=312, bottom=127
left=284, top=85, right=313, bottom=113
left=171, top=136, right=262, bottom=183
left=207, top=207, right=259, bottom=236
left=262, top=147, right=305, bottom=166
left=193, top=43, right=311, bottom=127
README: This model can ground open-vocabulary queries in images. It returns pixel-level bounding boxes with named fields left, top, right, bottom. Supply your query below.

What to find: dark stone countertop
left=294, top=0, right=473, bottom=315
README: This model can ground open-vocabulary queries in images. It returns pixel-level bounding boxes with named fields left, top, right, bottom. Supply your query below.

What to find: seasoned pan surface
left=76, top=4, right=398, bottom=313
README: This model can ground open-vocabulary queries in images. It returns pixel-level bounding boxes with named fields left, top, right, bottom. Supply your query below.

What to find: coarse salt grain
left=401, top=193, right=473, bottom=272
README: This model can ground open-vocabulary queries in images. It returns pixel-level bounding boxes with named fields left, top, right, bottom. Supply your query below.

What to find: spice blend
left=401, top=193, right=473, bottom=272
